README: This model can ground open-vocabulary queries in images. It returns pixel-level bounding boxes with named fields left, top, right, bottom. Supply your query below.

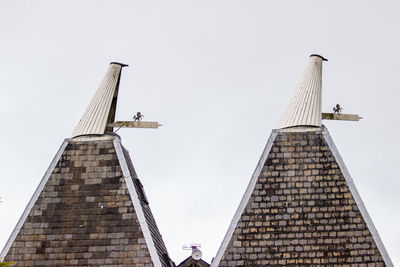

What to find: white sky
left=1, top=1, right=399, bottom=265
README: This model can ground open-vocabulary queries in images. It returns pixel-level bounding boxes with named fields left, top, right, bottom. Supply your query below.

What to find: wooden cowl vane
left=71, top=62, right=128, bottom=137
left=278, top=54, right=327, bottom=129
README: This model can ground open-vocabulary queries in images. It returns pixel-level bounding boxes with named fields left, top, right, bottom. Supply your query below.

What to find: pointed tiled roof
left=277, top=55, right=327, bottom=129
left=212, top=55, right=393, bottom=266
left=2, top=63, right=172, bottom=266
left=71, top=62, right=128, bottom=138
left=212, top=129, right=393, bottom=266
left=1, top=135, right=172, bottom=266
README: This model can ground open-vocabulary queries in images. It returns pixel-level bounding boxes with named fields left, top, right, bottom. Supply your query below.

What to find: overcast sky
left=1, top=1, right=399, bottom=265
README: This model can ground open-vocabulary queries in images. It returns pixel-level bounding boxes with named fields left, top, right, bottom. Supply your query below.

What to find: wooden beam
left=107, top=121, right=161, bottom=129
left=322, top=113, right=362, bottom=121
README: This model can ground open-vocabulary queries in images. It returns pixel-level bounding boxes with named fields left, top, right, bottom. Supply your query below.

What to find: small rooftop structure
left=71, top=62, right=161, bottom=138
left=277, top=54, right=327, bottom=129
left=71, top=62, right=128, bottom=138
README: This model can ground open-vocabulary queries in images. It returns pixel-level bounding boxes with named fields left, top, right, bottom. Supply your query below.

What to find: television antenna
left=183, top=243, right=202, bottom=260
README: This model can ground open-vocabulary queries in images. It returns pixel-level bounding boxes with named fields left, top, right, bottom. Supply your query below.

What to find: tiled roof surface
left=213, top=129, right=391, bottom=266
left=3, top=135, right=170, bottom=266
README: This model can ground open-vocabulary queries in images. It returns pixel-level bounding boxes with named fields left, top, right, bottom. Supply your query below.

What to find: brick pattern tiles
left=5, top=138, right=158, bottom=266
left=219, top=131, right=385, bottom=266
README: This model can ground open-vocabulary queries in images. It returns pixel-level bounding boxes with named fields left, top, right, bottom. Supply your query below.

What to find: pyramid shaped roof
left=212, top=56, right=393, bottom=266
left=1, top=64, right=172, bottom=266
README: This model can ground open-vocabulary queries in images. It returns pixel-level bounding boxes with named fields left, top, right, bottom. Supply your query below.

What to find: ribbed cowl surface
left=277, top=55, right=325, bottom=129
left=71, top=64, right=122, bottom=137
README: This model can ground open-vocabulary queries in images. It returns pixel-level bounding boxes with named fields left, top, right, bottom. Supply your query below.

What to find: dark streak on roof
left=122, top=146, right=172, bottom=267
